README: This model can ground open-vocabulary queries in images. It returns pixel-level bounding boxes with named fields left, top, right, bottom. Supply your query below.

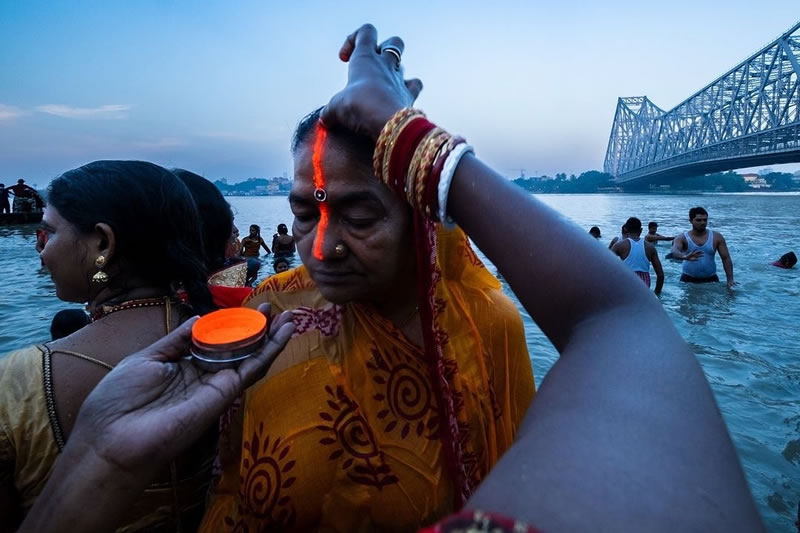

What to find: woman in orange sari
left=200, top=105, right=534, bottom=530
left=17, top=24, right=762, bottom=533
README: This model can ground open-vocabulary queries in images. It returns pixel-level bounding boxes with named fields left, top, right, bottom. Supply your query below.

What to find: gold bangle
left=415, top=132, right=450, bottom=208
left=373, top=108, right=424, bottom=182
left=406, top=127, right=441, bottom=206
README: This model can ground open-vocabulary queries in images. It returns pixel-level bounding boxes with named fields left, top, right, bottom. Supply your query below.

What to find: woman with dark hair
left=0, top=160, right=217, bottom=531
left=271, top=223, right=296, bottom=256
left=14, top=25, right=761, bottom=533
left=199, top=101, right=535, bottom=528
left=172, top=168, right=253, bottom=307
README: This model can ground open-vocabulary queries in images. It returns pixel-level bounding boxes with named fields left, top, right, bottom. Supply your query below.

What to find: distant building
left=742, top=173, right=769, bottom=189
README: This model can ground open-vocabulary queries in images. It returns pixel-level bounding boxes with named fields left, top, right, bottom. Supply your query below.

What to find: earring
left=92, top=255, right=109, bottom=284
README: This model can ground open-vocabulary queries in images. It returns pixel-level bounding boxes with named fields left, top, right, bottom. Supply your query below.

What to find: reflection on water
left=1, top=194, right=799, bottom=531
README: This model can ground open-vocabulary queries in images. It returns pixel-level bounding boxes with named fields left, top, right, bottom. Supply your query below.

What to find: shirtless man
left=644, top=221, right=674, bottom=244
left=8, top=179, right=40, bottom=213
left=612, top=217, right=664, bottom=294
left=671, top=207, right=735, bottom=287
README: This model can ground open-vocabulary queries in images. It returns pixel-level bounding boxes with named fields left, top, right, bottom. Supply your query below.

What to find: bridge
left=604, top=21, right=800, bottom=184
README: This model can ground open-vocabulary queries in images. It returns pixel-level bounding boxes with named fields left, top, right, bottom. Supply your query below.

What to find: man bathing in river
left=645, top=221, right=674, bottom=244
left=671, top=207, right=736, bottom=287
left=612, top=217, right=664, bottom=294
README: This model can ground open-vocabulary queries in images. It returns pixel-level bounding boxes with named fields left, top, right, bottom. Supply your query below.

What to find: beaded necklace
left=89, top=296, right=172, bottom=322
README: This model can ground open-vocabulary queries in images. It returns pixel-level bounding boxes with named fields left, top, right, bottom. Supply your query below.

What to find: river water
left=1, top=193, right=798, bottom=531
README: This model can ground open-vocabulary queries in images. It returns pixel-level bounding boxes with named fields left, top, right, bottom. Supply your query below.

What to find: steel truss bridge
left=604, top=21, right=800, bottom=184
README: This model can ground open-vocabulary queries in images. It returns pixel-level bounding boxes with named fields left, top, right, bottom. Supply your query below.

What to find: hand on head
left=320, top=24, right=423, bottom=140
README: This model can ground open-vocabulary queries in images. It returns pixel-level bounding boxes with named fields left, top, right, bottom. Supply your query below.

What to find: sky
left=1, top=1, right=799, bottom=186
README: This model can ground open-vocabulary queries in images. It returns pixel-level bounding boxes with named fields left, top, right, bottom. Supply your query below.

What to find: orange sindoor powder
left=312, top=123, right=329, bottom=260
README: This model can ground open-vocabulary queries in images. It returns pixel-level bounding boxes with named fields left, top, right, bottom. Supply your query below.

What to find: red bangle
left=388, top=117, right=436, bottom=196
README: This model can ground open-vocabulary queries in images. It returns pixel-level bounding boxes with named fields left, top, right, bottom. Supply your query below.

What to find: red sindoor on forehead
left=312, top=122, right=329, bottom=260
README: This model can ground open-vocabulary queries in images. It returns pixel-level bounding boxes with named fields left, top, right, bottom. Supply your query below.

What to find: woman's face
left=39, top=206, right=96, bottom=302
left=290, top=135, right=415, bottom=304
left=249, top=226, right=258, bottom=238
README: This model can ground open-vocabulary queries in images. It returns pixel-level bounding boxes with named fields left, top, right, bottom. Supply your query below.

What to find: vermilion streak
left=312, top=123, right=329, bottom=260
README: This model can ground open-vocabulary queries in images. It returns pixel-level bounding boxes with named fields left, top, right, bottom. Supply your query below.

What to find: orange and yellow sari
left=200, top=227, right=535, bottom=532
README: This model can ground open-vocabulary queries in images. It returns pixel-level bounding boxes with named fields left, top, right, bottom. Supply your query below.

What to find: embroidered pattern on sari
left=316, top=385, right=398, bottom=489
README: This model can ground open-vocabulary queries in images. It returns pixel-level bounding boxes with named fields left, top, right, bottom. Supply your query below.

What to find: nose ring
left=334, top=243, right=347, bottom=257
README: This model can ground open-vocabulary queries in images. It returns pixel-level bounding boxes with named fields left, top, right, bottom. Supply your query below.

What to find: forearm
left=448, top=154, right=657, bottom=350
left=723, top=257, right=734, bottom=281
left=655, top=273, right=664, bottom=293
left=19, top=442, right=153, bottom=533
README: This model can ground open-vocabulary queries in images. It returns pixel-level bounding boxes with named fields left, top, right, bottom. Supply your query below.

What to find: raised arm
left=322, top=24, right=761, bottom=531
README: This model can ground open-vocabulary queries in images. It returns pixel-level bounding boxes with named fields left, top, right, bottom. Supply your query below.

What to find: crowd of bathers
left=588, top=205, right=796, bottom=294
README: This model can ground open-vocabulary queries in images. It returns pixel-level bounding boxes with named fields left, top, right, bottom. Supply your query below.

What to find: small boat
left=0, top=212, right=43, bottom=226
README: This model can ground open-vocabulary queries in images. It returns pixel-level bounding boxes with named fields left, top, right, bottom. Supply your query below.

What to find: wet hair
left=50, top=309, right=90, bottom=340
left=172, top=169, right=233, bottom=272
left=249, top=224, right=261, bottom=237
left=277, top=223, right=288, bottom=234
left=624, top=217, right=642, bottom=234
left=689, top=207, right=708, bottom=220
left=779, top=251, right=797, bottom=268
left=47, top=160, right=214, bottom=314
left=17, top=179, right=24, bottom=184
left=589, top=226, right=601, bottom=238
left=291, top=107, right=373, bottom=165
left=273, top=256, right=289, bottom=269
left=648, top=221, right=657, bottom=229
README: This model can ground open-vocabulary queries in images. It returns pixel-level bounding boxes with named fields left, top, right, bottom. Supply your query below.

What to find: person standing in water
left=644, top=221, right=674, bottom=244
left=671, top=207, right=736, bottom=287
left=608, top=224, right=628, bottom=249
left=0, top=184, right=10, bottom=214
left=240, top=224, right=271, bottom=257
left=612, top=217, right=664, bottom=294
left=271, top=223, right=296, bottom=255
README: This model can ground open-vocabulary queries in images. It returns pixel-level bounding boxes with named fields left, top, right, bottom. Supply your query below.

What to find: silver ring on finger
left=381, top=45, right=402, bottom=70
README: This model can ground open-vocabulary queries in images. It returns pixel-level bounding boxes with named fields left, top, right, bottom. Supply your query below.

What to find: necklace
left=89, top=296, right=171, bottom=322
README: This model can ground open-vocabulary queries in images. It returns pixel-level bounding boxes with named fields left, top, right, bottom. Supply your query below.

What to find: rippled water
left=1, top=193, right=798, bottom=531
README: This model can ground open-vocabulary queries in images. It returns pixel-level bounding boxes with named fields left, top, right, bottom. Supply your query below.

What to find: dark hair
left=50, top=309, right=90, bottom=340
left=624, top=217, right=642, bottom=234
left=589, top=226, right=601, bottom=237
left=47, top=160, right=214, bottom=314
left=689, top=207, right=708, bottom=220
left=779, top=251, right=797, bottom=267
left=172, top=169, right=233, bottom=272
left=291, top=107, right=373, bottom=165
left=249, top=224, right=261, bottom=237
left=277, top=223, right=288, bottom=234
left=648, top=221, right=657, bottom=229
left=273, top=256, right=289, bottom=268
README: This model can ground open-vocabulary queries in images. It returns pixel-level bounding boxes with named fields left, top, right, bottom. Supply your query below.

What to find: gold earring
left=92, top=255, right=109, bottom=284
